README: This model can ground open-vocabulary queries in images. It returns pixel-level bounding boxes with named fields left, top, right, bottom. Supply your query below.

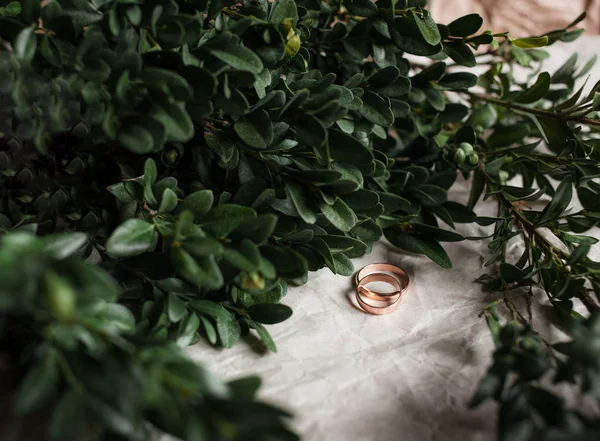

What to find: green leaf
left=216, top=315, right=241, bottom=348
left=488, top=124, right=530, bottom=147
left=320, top=235, right=366, bottom=257
left=578, top=187, right=600, bottom=211
left=515, top=72, right=551, bottom=104
left=200, top=315, right=218, bottom=344
left=319, top=198, right=358, bottom=232
left=447, top=14, right=483, bottom=37
left=228, top=375, right=262, bottom=401
left=344, top=0, right=377, bottom=18
left=500, top=263, right=526, bottom=283
left=87, top=396, right=134, bottom=435
left=410, top=10, right=441, bottom=46
left=205, top=34, right=264, bottom=74
left=412, top=61, right=447, bottom=83
left=443, top=42, right=476, bottom=67
left=50, top=390, right=85, bottom=439
left=512, top=36, right=549, bottom=48
left=237, top=278, right=285, bottom=304
left=183, top=237, right=224, bottom=257
left=501, top=186, right=544, bottom=202
left=391, top=15, right=442, bottom=56
left=568, top=244, right=590, bottom=264
left=248, top=303, right=293, bottom=324
left=385, top=227, right=452, bottom=268
left=235, top=109, right=273, bottom=149
left=309, top=237, right=335, bottom=270
left=42, top=232, right=88, bottom=260
left=333, top=253, right=354, bottom=276
left=143, top=158, right=158, bottom=205
left=359, top=91, right=394, bottom=126
left=538, top=178, right=572, bottom=224
left=5, top=1, right=21, bottom=15
left=368, top=66, right=400, bottom=88
left=438, top=72, right=478, bottom=90
left=552, top=53, right=578, bottom=84
left=118, top=124, right=154, bottom=154
left=270, top=0, right=298, bottom=23
left=443, top=202, right=476, bottom=223
left=168, top=294, right=188, bottom=322
left=62, top=2, right=102, bottom=27
left=530, top=115, right=573, bottom=153
left=40, top=35, right=61, bottom=66
left=14, top=26, right=37, bottom=63
left=15, top=348, right=59, bottom=414
left=177, top=312, right=200, bottom=346
left=296, top=113, right=327, bottom=148
left=250, top=320, right=278, bottom=352
left=202, top=204, right=256, bottom=237
left=158, top=188, right=178, bottom=213
left=223, top=248, right=257, bottom=272
left=328, top=129, right=374, bottom=166
left=189, top=300, right=231, bottom=320
left=412, top=223, right=464, bottom=242
left=150, top=97, right=194, bottom=142
left=106, top=219, right=157, bottom=257
left=261, top=245, right=308, bottom=279
left=468, top=104, right=497, bottom=129
left=374, top=76, right=412, bottom=98
left=422, top=87, right=446, bottom=112
left=233, top=214, right=278, bottom=245
left=413, top=184, right=447, bottom=206
left=181, top=190, right=214, bottom=221
left=561, top=28, right=584, bottom=43
left=172, top=248, right=223, bottom=289
left=285, top=180, right=317, bottom=223
left=350, top=218, right=382, bottom=243
left=141, top=68, right=193, bottom=101
left=469, top=372, right=503, bottom=408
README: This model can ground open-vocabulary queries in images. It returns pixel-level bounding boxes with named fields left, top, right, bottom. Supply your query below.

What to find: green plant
left=1, top=0, right=599, bottom=439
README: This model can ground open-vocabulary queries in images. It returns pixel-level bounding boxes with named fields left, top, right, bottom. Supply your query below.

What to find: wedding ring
left=355, top=273, right=402, bottom=315
left=357, top=273, right=402, bottom=302
left=354, top=263, right=410, bottom=302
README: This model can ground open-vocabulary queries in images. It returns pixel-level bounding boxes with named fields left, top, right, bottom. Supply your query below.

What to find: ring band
left=354, top=263, right=410, bottom=301
left=356, top=273, right=402, bottom=315
left=357, top=273, right=402, bottom=302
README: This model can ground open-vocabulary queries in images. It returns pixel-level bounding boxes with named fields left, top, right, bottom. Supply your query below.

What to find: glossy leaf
left=515, top=72, right=551, bottom=104
left=447, top=14, right=483, bottom=37
left=248, top=303, right=293, bottom=324
left=106, top=219, right=157, bottom=257
left=512, top=36, right=549, bottom=48
left=319, top=199, right=358, bottom=232
left=385, top=227, right=452, bottom=268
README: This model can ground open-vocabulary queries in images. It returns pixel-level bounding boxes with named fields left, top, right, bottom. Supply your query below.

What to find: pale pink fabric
left=429, top=0, right=600, bottom=35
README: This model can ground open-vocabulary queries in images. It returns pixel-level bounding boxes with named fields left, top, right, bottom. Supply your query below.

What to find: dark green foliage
left=0, top=1, right=599, bottom=440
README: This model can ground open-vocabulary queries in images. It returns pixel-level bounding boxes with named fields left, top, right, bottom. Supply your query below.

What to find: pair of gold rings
left=354, top=263, right=410, bottom=315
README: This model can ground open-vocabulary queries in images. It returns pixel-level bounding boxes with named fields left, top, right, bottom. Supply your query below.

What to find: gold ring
left=354, top=263, right=410, bottom=302
left=356, top=273, right=402, bottom=315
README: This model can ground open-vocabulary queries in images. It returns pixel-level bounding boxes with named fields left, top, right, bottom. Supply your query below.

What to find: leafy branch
left=464, top=91, right=600, bottom=128
left=1, top=1, right=600, bottom=441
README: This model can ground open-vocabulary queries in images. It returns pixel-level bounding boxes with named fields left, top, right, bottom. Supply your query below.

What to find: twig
left=463, top=91, right=600, bottom=128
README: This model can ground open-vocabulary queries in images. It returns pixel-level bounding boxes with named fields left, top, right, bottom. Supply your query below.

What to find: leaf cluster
left=0, top=0, right=599, bottom=440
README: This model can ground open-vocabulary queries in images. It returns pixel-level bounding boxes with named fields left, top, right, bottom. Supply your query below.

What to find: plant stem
left=477, top=166, right=600, bottom=312
left=464, top=91, right=600, bottom=128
